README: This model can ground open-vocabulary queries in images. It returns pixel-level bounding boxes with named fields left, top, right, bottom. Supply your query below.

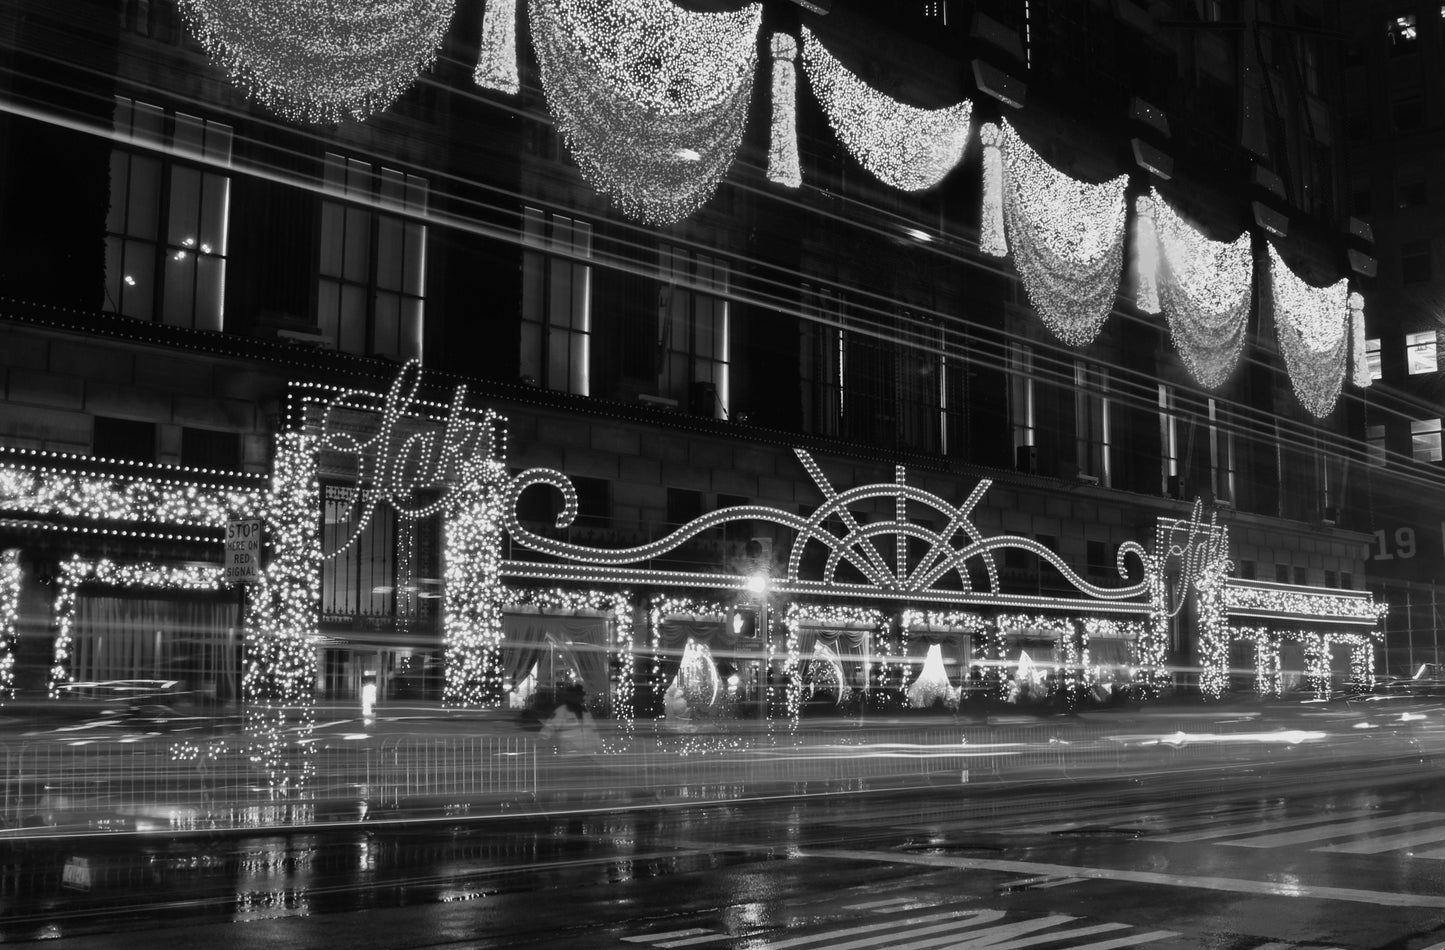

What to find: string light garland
left=800, top=26, right=972, bottom=192
left=474, top=0, right=520, bottom=95
left=1268, top=244, right=1351, bottom=418
left=1223, top=582, right=1385, bottom=623
left=991, top=121, right=1128, bottom=347
left=528, top=0, right=762, bottom=224
left=176, top=0, right=456, bottom=124
left=0, top=550, right=19, bottom=702
left=49, top=557, right=226, bottom=697
left=0, top=462, right=259, bottom=526
left=767, top=32, right=801, bottom=189
left=1349, top=293, right=1371, bottom=389
left=1143, top=189, right=1254, bottom=389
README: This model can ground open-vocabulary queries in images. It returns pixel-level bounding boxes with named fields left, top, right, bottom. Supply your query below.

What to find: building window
left=318, top=153, right=427, bottom=362
left=1366, top=337, right=1383, bottom=381
left=800, top=286, right=844, bottom=438
left=1388, top=14, right=1419, bottom=51
left=521, top=207, right=592, bottom=395
left=181, top=427, right=241, bottom=470
left=1074, top=361, right=1111, bottom=487
left=1394, top=91, right=1426, bottom=131
left=657, top=244, right=729, bottom=418
left=1275, top=564, right=1290, bottom=583
left=1294, top=566, right=1308, bottom=585
left=1398, top=161, right=1428, bottom=208
left=93, top=416, right=156, bottom=463
left=1207, top=397, right=1236, bottom=505
left=1402, top=240, right=1433, bottom=283
left=1368, top=423, right=1387, bottom=466
left=1407, top=330, right=1439, bottom=374
left=1350, top=173, right=1372, bottom=215
left=321, top=482, right=407, bottom=622
left=105, top=97, right=232, bottom=331
left=1010, top=341, right=1036, bottom=459
left=1159, top=384, right=1179, bottom=494
left=1411, top=418, right=1443, bottom=462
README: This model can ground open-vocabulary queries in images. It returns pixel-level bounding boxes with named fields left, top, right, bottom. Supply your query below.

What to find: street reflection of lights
left=1401, top=711, right=1426, bottom=722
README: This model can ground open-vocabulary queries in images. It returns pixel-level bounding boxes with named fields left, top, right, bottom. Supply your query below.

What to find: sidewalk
left=0, top=692, right=1438, bottom=839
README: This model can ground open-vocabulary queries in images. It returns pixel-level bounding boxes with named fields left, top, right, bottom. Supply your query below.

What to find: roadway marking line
left=656, top=935, right=734, bottom=948
left=1033, top=877, right=1088, bottom=889
left=1219, top=812, right=1445, bottom=849
left=759, top=909, right=1001, bottom=950
left=1151, top=808, right=1380, bottom=842
left=805, top=849, right=1445, bottom=908
left=623, top=930, right=713, bottom=942
left=1247, top=943, right=1293, bottom=950
left=1316, top=822, right=1445, bottom=854
left=1064, top=932, right=1177, bottom=950
left=843, top=896, right=918, bottom=910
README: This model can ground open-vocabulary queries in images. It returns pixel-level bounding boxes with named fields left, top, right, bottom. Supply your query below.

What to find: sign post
left=225, top=519, right=262, bottom=585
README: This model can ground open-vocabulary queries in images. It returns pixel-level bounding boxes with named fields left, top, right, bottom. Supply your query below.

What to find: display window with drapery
left=68, top=593, right=242, bottom=703
left=989, top=615, right=1078, bottom=704
left=501, top=603, right=616, bottom=712
left=1081, top=618, right=1140, bottom=690
left=901, top=610, right=985, bottom=703
left=649, top=602, right=735, bottom=715
left=781, top=605, right=888, bottom=720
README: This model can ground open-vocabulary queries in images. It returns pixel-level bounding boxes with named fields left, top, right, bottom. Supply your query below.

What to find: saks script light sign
left=318, top=360, right=503, bottom=556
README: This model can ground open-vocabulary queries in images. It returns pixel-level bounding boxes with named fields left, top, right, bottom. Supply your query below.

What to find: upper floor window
left=1398, top=161, right=1428, bottom=208
left=1388, top=14, right=1419, bottom=52
left=318, top=153, right=427, bottom=362
left=799, top=286, right=844, bottom=438
left=1412, top=418, right=1443, bottom=462
left=1407, top=330, right=1439, bottom=374
left=105, top=97, right=232, bottom=331
left=521, top=207, right=592, bottom=395
left=1207, top=397, right=1236, bottom=505
left=1366, top=337, right=1383, bottom=380
left=1010, top=341, right=1036, bottom=454
left=1402, top=240, right=1433, bottom=283
left=1368, top=423, right=1387, bottom=466
left=1074, top=361, right=1112, bottom=487
left=657, top=244, right=729, bottom=419
left=1159, top=383, right=1179, bottom=494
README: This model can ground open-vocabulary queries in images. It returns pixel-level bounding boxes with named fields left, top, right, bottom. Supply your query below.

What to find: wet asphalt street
left=4, top=757, right=1445, bottom=950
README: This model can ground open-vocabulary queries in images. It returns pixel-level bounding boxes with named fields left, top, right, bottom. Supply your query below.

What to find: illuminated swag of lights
left=176, top=0, right=456, bottom=124
left=1268, top=244, right=1353, bottom=418
left=982, top=121, right=1129, bottom=347
left=528, top=0, right=762, bottom=225
left=1137, top=190, right=1254, bottom=389
left=800, top=26, right=972, bottom=192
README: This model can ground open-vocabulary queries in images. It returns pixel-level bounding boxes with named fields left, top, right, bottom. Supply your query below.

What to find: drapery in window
left=72, top=595, right=240, bottom=700
left=502, top=606, right=613, bottom=703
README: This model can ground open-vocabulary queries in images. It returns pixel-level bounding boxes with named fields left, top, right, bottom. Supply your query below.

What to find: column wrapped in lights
left=1133, top=195, right=1161, bottom=314
left=1146, top=188, right=1254, bottom=389
left=528, top=0, right=761, bottom=225
left=245, top=431, right=320, bottom=797
left=767, top=32, right=801, bottom=189
left=176, top=0, right=456, bottom=124
left=979, top=123, right=1006, bottom=257
left=800, top=26, right=972, bottom=192
left=997, top=121, right=1128, bottom=347
left=443, top=471, right=508, bottom=708
left=1350, top=292, right=1372, bottom=389
left=1302, top=632, right=1330, bottom=699
left=1268, top=244, right=1351, bottom=418
left=0, top=550, right=18, bottom=702
left=474, top=0, right=520, bottom=94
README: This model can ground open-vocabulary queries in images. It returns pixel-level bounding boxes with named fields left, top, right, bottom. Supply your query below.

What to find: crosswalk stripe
left=1033, top=877, right=1088, bottom=889
left=623, top=930, right=713, bottom=943
left=843, top=896, right=917, bottom=911
left=656, top=935, right=734, bottom=948
left=1152, top=808, right=1381, bottom=842
left=1316, top=822, right=1445, bottom=854
left=1220, top=812, right=1445, bottom=849
left=1248, top=943, right=1293, bottom=950
left=936, top=916, right=1105, bottom=949
left=1063, top=931, right=1178, bottom=950
left=760, top=910, right=1006, bottom=950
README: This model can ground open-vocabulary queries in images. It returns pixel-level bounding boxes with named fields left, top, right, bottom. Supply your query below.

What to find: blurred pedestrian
left=540, top=684, right=600, bottom=754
